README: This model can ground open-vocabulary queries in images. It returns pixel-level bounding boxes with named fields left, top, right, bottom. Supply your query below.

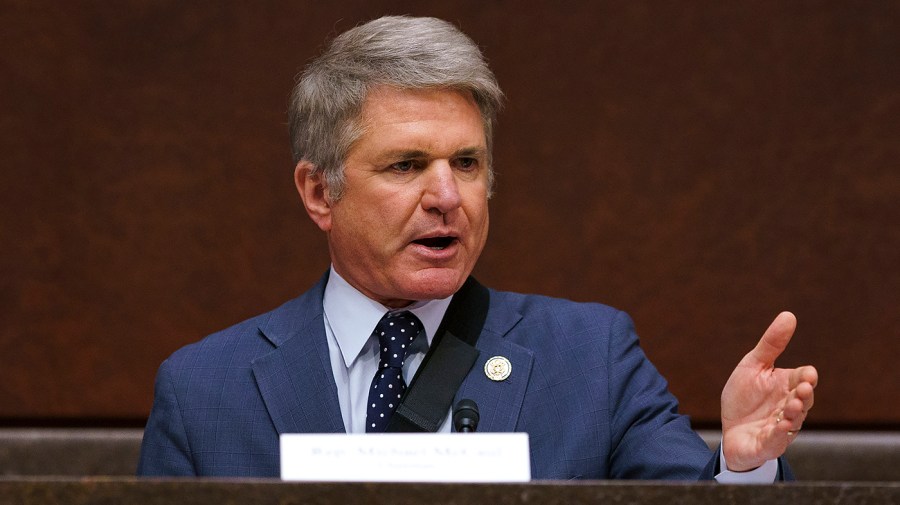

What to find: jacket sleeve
left=136, top=358, right=197, bottom=476
left=606, top=310, right=714, bottom=479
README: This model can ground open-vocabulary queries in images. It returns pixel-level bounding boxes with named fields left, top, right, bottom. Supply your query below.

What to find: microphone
left=453, top=399, right=480, bottom=433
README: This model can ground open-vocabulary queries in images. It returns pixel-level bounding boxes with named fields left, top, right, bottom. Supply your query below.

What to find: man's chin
left=401, top=268, right=469, bottom=301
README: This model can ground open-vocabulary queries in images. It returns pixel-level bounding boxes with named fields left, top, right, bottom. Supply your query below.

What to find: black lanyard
left=385, top=277, right=488, bottom=432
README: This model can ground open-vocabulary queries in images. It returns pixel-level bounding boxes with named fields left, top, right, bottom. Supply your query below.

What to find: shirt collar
left=323, top=266, right=453, bottom=368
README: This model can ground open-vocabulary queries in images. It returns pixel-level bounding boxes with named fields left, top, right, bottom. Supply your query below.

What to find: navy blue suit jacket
left=138, top=274, right=768, bottom=479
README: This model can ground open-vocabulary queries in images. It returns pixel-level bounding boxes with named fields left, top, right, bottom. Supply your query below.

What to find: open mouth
left=413, top=236, right=457, bottom=250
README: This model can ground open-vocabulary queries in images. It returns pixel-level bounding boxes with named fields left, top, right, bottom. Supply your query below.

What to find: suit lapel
left=456, top=301, right=534, bottom=433
left=251, top=274, right=345, bottom=435
left=248, top=274, right=536, bottom=435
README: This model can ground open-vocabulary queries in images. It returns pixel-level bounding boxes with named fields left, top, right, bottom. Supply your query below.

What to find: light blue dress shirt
left=322, top=267, right=453, bottom=434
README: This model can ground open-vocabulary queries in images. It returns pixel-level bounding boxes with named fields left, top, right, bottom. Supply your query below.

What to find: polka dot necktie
left=365, top=311, right=421, bottom=433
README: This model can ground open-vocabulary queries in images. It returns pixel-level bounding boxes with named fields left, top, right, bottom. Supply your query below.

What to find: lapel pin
left=484, top=356, right=512, bottom=381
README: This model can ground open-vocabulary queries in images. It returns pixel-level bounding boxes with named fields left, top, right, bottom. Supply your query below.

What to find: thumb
left=745, top=311, right=797, bottom=368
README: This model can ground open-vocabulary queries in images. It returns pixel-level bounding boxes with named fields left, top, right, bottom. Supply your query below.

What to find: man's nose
left=420, top=161, right=462, bottom=214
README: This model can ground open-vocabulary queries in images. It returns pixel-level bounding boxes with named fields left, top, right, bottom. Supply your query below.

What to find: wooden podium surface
left=1, top=480, right=898, bottom=505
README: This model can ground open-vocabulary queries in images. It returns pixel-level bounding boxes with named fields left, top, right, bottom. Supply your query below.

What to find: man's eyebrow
left=454, top=147, right=488, bottom=158
left=374, top=149, right=430, bottom=163
left=374, top=147, right=487, bottom=162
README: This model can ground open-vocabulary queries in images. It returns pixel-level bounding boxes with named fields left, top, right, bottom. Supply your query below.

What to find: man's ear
left=294, top=161, right=333, bottom=232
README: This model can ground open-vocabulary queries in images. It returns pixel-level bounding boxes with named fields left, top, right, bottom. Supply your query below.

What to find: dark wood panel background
left=1, top=1, right=897, bottom=426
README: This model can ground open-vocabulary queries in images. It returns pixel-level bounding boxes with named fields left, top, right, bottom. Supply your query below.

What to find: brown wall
left=1, top=1, right=897, bottom=426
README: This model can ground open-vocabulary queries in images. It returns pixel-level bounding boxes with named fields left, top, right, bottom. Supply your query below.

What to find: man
left=138, top=15, right=817, bottom=480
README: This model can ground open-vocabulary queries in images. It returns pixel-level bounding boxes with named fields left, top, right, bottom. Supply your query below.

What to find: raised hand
left=720, top=312, right=818, bottom=472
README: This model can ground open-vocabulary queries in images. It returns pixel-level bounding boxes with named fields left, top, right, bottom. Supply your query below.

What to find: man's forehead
left=351, top=86, right=487, bottom=156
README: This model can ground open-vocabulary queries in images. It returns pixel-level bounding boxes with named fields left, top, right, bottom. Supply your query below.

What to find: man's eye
left=391, top=160, right=415, bottom=172
left=457, top=158, right=478, bottom=170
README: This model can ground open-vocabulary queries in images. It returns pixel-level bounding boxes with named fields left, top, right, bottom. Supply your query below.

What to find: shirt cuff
left=714, top=445, right=779, bottom=483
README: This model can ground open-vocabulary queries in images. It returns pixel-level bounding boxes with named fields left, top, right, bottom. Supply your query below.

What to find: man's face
left=323, top=86, right=490, bottom=308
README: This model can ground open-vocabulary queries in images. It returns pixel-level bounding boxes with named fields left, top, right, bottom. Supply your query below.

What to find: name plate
left=280, top=433, right=530, bottom=482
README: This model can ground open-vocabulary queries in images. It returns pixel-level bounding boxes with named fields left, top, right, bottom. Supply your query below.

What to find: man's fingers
left=789, top=366, right=818, bottom=415
left=790, top=365, right=819, bottom=390
left=782, top=397, right=810, bottom=432
left=778, top=371, right=816, bottom=434
left=782, top=385, right=812, bottom=418
left=746, top=311, right=797, bottom=367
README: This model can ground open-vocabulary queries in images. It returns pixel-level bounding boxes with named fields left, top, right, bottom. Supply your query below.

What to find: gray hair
left=288, top=16, right=504, bottom=199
